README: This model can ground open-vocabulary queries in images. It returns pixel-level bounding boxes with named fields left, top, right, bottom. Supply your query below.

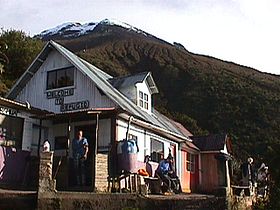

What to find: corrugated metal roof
left=7, top=40, right=191, bottom=141
left=181, top=141, right=200, bottom=151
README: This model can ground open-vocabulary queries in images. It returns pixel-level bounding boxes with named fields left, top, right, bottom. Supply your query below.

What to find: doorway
left=71, top=124, right=96, bottom=187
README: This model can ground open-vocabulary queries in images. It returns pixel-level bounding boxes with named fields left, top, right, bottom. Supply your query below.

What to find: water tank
left=117, top=139, right=138, bottom=174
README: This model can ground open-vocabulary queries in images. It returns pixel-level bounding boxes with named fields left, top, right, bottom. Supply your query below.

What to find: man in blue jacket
left=72, top=130, right=88, bottom=186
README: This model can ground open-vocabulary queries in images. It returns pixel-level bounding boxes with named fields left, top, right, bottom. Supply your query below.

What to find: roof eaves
left=145, top=72, right=159, bottom=94
left=118, top=113, right=189, bottom=143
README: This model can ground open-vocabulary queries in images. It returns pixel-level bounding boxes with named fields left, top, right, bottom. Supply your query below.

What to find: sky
left=1, top=0, right=280, bottom=75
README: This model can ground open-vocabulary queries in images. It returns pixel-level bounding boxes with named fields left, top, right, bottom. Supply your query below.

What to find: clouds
left=0, top=0, right=279, bottom=74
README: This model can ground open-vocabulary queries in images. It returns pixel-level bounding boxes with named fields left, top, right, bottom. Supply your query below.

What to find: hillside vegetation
left=1, top=27, right=280, bottom=208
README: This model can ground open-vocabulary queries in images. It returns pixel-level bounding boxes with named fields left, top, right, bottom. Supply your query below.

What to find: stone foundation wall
left=37, top=193, right=227, bottom=210
left=95, top=153, right=108, bottom=192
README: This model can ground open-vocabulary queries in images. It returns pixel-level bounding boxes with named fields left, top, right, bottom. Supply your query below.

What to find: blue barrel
left=117, top=139, right=138, bottom=173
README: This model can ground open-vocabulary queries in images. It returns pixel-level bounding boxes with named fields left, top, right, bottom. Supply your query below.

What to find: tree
left=0, top=29, right=43, bottom=92
left=0, top=41, right=9, bottom=73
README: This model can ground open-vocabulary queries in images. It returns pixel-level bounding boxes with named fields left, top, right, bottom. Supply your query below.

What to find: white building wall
left=16, top=50, right=116, bottom=113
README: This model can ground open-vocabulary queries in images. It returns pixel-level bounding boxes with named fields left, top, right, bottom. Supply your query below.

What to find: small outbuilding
left=191, top=134, right=233, bottom=195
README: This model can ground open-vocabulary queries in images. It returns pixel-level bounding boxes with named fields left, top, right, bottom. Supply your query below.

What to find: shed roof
left=191, top=134, right=232, bottom=153
left=181, top=141, right=200, bottom=151
left=7, top=41, right=191, bottom=142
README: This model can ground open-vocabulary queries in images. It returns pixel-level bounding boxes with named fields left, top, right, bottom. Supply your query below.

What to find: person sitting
left=155, top=154, right=182, bottom=194
left=144, top=155, right=153, bottom=177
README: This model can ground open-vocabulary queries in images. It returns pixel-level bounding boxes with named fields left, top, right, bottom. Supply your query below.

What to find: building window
left=138, top=91, right=149, bottom=110
left=0, top=115, right=24, bottom=149
left=47, top=66, right=74, bottom=90
left=150, top=138, right=164, bottom=163
left=186, top=153, right=195, bottom=173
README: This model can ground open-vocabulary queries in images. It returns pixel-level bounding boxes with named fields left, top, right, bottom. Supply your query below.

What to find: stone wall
left=37, top=193, right=227, bottom=210
left=95, top=153, right=108, bottom=192
left=38, top=152, right=56, bottom=197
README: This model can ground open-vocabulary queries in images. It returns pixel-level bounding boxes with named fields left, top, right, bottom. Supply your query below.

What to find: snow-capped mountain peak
left=36, top=18, right=146, bottom=39
left=100, top=18, right=140, bottom=32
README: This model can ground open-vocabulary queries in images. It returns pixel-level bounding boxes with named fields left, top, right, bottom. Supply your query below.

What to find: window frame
left=46, top=66, right=75, bottom=90
left=138, top=90, right=149, bottom=110
left=0, top=115, right=24, bottom=149
left=150, top=138, right=164, bottom=163
left=186, top=152, right=195, bottom=173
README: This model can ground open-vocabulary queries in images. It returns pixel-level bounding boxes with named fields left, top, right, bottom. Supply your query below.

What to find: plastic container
left=117, top=139, right=139, bottom=173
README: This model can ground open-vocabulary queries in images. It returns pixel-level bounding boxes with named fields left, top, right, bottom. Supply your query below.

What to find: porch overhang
left=31, top=107, right=118, bottom=121
left=0, top=96, right=49, bottom=115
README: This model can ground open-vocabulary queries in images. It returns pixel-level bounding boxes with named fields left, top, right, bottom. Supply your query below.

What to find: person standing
left=241, top=157, right=255, bottom=190
left=72, top=130, right=89, bottom=186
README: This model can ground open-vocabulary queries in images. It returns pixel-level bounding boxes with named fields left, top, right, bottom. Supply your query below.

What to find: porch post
left=225, top=159, right=231, bottom=194
left=198, top=153, right=202, bottom=188
left=37, top=119, right=43, bottom=157
left=111, top=114, right=117, bottom=177
left=66, top=118, right=71, bottom=157
left=93, top=113, right=99, bottom=192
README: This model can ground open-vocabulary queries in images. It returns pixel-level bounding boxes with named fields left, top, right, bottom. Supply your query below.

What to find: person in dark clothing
left=144, top=155, right=153, bottom=177
left=241, top=157, right=254, bottom=186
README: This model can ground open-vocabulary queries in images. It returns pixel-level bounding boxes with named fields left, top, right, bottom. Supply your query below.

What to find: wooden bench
left=108, top=173, right=141, bottom=193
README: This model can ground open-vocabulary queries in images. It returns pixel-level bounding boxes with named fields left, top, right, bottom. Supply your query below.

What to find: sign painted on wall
left=46, top=87, right=90, bottom=112
left=46, top=88, right=74, bottom=99
left=0, top=106, right=18, bottom=117
left=60, top=100, right=89, bottom=112
left=55, top=98, right=64, bottom=105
